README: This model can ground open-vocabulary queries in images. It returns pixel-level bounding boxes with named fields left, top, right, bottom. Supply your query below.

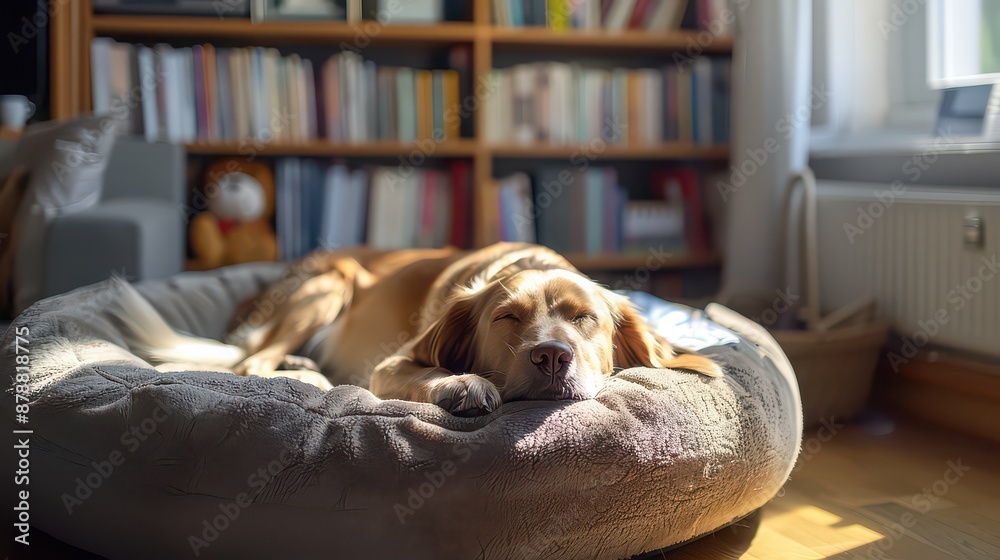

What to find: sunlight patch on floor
left=744, top=503, right=885, bottom=560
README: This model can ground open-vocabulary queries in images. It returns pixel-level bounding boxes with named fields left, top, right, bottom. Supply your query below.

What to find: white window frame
left=927, top=0, right=1000, bottom=88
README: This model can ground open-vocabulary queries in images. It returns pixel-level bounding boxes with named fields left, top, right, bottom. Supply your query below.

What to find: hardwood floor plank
left=658, top=415, right=1000, bottom=559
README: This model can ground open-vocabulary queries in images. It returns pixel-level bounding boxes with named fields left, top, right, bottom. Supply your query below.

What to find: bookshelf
left=184, top=140, right=480, bottom=157
left=91, top=15, right=478, bottom=45
left=565, top=252, right=721, bottom=271
left=53, top=0, right=732, bottom=278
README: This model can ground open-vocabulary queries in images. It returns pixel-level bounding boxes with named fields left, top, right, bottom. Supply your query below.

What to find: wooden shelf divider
left=488, top=143, right=729, bottom=160
left=185, top=139, right=479, bottom=157
left=183, top=140, right=728, bottom=160
left=91, top=15, right=477, bottom=45
left=566, top=252, right=721, bottom=270
left=488, top=26, right=733, bottom=52
left=90, top=14, right=731, bottom=52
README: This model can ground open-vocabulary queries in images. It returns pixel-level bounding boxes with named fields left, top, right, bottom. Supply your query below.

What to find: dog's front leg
left=232, top=259, right=372, bottom=378
left=370, top=355, right=501, bottom=416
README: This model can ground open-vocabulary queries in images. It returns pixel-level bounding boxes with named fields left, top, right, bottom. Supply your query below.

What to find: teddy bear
left=188, top=158, right=278, bottom=270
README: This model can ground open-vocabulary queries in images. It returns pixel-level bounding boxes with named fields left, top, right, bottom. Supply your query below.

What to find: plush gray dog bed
left=2, top=263, right=801, bottom=560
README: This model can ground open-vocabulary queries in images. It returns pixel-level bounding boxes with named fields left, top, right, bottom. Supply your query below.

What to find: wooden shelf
left=90, top=16, right=735, bottom=54
left=185, top=140, right=478, bottom=157
left=91, top=15, right=477, bottom=45
left=183, top=140, right=727, bottom=160
left=489, top=27, right=734, bottom=52
left=566, top=252, right=722, bottom=270
left=488, top=143, right=729, bottom=160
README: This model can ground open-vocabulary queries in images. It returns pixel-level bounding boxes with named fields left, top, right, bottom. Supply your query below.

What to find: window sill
left=810, top=132, right=1000, bottom=159
left=809, top=130, right=1000, bottom=188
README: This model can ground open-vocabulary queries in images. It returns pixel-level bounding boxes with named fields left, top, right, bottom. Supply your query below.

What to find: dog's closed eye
left=572, top=312, right=597, bottom=324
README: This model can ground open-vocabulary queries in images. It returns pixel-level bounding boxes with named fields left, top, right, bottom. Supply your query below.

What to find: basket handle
left=781, top=168, right=822, bottom=333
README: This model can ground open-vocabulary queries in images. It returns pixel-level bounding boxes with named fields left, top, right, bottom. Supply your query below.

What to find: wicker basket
left=771, top=169, right=889, bottom=427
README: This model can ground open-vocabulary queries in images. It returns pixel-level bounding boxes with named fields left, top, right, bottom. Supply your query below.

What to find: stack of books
left=491, top=0, right=688, bottom=31
left=494, top=165, right=708, bottom=255
left=321, top=51, right=461, bottom=143
left=688, top=0, right=737, bottom=34
left=274, top=159, right=471, bottom=259
left=90, top=39, right=466, bottom=144
left=484, top=58, right=730, bottom=146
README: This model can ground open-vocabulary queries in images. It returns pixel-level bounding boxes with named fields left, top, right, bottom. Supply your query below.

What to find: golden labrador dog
left=115, top=243, right=719, bottom=415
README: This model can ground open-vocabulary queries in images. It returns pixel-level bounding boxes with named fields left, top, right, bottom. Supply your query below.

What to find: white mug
left=1, top=95, right=36, bottom=132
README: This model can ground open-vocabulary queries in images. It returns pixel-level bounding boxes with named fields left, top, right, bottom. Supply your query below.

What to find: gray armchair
left=0, top=136, right=186, bottom=305
left=42, top=138, right=186, bottom=298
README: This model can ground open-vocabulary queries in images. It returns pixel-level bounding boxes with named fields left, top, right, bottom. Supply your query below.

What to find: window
left=927, top=0, right=1000, bottom=88
left=813, top=0, right=1000, bottom=151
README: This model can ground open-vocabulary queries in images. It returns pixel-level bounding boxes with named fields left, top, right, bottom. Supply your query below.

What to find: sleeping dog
left=114, top=243, right=719, bottom=415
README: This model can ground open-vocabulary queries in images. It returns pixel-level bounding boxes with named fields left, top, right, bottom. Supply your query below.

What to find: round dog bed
left=2, top=263, right=801, bottom=560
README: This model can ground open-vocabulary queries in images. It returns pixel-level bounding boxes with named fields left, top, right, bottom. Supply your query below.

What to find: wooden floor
left=658, top=412, right=1000, bottom=560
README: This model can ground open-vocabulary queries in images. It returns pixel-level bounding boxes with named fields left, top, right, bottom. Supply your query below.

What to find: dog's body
left=115, top=243, right=719, bottom=415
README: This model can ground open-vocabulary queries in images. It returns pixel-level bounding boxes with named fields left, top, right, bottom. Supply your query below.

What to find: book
left=628, top=0, right=655, bottom=28
left=416, top=70, right=433, bottom=141
left=533, top=167, right=574, bottom=253
left=584, top=169, right=604, bottom=254
left=136, top=46, right=159, bottom=142
left=442, top=70, right=460, bottom=141
left=510, top=0, right=525, bottom=27
left=484, top=57, right=731, bottom=147
left=449, top=160, right=471, bottom=247
left=90, top=38, right=114, bottom=117
left=605, top=0, right=638, bottom=30
left=646, top=0, right=685, bottom=30
left=694, top=56, right=713, bottom=145
left=547, top=0, right=569, bottom=30
left=432, top=70, right=444, bottom=141
left=348, top=168, right=369, bottom=246
left=655, top=167, right=708, bottom=252
left=396, top=67, right=418, bottom=143
left=320, top=164, right=350, bottom=248
left=497, top=172, right=535, bottom=243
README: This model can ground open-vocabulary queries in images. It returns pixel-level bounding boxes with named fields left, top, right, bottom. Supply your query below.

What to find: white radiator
left=815, top=180, right=1000, bottom=358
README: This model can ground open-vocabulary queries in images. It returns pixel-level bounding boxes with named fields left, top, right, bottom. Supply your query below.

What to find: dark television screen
left=0, top=0, right=50, bottom=121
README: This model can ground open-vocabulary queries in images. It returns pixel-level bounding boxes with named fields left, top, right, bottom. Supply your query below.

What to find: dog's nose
left=529, top=341, right=573, bottom=376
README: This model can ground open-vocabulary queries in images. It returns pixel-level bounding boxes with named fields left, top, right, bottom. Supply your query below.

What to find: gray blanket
left=2, top=263, right=801, bottom=559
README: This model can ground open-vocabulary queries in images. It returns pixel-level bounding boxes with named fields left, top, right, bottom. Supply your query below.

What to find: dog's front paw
left=233, top=352, right=282, bottom=377
left=279, top=354, right=321, bottom=372
left=254, top=369, right=334, bottom=391
left=429, top=374, right=502, bottom=416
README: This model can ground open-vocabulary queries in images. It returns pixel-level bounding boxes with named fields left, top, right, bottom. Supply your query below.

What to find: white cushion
left=1, top=116, right=117, bottom=312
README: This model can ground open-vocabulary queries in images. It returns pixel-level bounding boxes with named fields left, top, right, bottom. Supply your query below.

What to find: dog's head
left=411, top=269, right=711, bottom=402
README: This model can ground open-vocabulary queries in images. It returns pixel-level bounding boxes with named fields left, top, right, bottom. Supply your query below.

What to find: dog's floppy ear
left=410, top=291, right=478, bottom=374
left=606, top=292, right=721, bottom=377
